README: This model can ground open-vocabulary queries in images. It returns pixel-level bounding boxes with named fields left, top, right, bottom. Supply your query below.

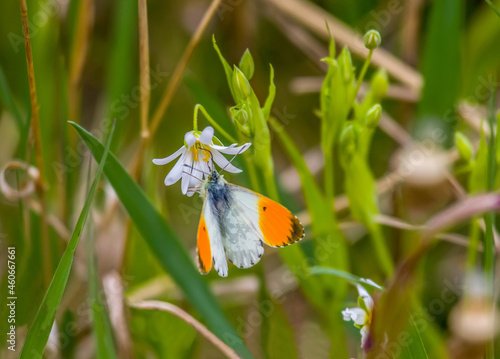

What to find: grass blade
left=416, top=0, right=463, bottom=141
left=399, top=316, right=430, bottom=359
left=69, top=121, right=254, bottom=359
left=19, top=122, right=116, bottom=359
left=486, top=0, right=500, bottom=17
left=309, top=266, right=383, bottom=290
left=87, top=213, right=117, bottom=358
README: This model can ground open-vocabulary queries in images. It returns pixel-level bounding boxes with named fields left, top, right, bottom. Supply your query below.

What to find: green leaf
left=87, top=223, right=117, bottom=358
left=264, top=303, right=299, bottom=359
left=20, top=122, right=116, bottom=359
left=398, top=316, right=430, bottom=359
left=69, top=122, right=254, bottom=359
left=470, top=130, right=488, bottom=193
left=486, top=0, right=500, bottom=17
left=309, top=266, right=383, bottom=290
left=129, top=307, right=197, bottom=358
left=212, top=35, right=235, bottom=100
left=416, top=0, right=463, bottom=142
left=269, top=118, right=349, bottom=299
left=0, top=64, right=24, bottom=131
left=261, top=64, right=276, bottom=121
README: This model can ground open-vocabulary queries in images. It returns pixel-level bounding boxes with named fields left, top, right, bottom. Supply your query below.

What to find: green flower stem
left=193, top=104, right=237, bottom=143
left=354, top=49, right=374, bottom=101
left=323, top=148, right=335, bottom=204
left=367, top=220, right=394, bottom=276
left=247, top=95, right=279, bottom=200
left=466, top=218, right=481, bottom=270
left=238, top=132, right=262, bottom=193
left=484, top=86, right=497, bottom=291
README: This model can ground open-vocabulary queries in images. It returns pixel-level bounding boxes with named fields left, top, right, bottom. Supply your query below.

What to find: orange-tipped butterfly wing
left=196, top=174, right=304, bottom=277
left=224, top=184, right=304, bottom=256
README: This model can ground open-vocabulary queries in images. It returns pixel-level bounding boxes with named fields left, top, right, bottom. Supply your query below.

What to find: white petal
left=185, top=132, right=196, bottom=147
left=342, top=307, right=366, bottom=326
left=212, top=150, right=242, bottom=173
left=164, top=152, right=187, bottom=186
left=360, top=278, right=383, bottom=290
left=199, top=126, right=214, bottom=145
left=342, top=308, right=353, bottom=322
left=211, top=142, right=251, bottom=155
left=357, top=284, right=374, bottom=311
left=181, top=151, right=194, bottom=194
left=152, top=146, right=185, bottom=165
left=189, top=160, right=204, bottom=188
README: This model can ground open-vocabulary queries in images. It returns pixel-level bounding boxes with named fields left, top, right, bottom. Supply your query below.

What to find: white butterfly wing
left=220, top=186, right=264, bottom=269
left=198, top=198, right=228, bottom=277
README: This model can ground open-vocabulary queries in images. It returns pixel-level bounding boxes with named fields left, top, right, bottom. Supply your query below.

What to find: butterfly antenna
left=182, top=170, right=203, bottom=183
left=183, top=163, right=210, bottom=177
left=220, top=144, right=249, bottom=174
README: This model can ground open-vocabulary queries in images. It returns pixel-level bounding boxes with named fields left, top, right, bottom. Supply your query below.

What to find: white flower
left=342, top=284, right=374, bottom=347
left=152, top=126, right=251, bottom=196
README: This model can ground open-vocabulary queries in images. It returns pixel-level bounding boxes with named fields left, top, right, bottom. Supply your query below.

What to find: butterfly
left=195, top=169, right=305, bottom=277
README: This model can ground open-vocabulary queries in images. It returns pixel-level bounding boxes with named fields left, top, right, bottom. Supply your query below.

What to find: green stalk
left=466, top=218, right=481, bottom=270
left=323, top=148, right=335, bottom=204
left=484, top=84, right=496, bottom=359
left=193, top=104, right=237, bottom=143
left=367, top=221, right=394, bottom=276
left=484, top=88, right=497, bottom=281
left=353, top=49, right=373, bottom=101
left=237, top=131, right=262, bottom=193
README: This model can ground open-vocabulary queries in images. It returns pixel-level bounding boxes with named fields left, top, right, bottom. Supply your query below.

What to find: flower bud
left=340, top=125, right=358, bottom=159
left=371, top=69, right=388, bottom=100
left=230, top=104, right=252, bottom=137
left=365, top=104, right=382, bottom=129
left=363, top=30, right=381, bottom=50
left=239, top=49, right=255, bottom=80
left=232, top=66, right=251, bottom=100
left=339, top=46, right=354, bottom=84
left=454, top=132, right=474, bottom=163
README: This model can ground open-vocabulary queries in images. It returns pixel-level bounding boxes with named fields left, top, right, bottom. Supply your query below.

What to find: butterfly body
left=197, top=170, right=304, bottom=277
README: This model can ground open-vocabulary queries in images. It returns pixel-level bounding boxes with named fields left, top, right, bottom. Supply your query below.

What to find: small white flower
left=342, top=284, right=374, bottom=347
left=153, top=126, right=250, bottom=196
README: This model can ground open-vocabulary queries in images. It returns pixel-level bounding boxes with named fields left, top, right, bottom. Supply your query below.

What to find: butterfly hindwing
left=220, top=195, right=265, bottom=269
left=197, top=198, right=228, bottom=277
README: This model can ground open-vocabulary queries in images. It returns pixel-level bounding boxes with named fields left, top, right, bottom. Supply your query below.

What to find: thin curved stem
left=193, top=104, right=237, bottom=143
left=129, top=300, right=240, bottom=359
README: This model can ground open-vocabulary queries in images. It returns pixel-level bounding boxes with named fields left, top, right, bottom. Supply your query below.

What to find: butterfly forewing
left=221, top=198, right=265, bottom=269
left=228, top=184, right=305, bottom=247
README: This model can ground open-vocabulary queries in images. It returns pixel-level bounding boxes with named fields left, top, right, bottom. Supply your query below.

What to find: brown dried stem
left=129, top=300, right=240, bottom=359
left=264, top=0, right=423, bottom=91
left=19, top=0, right=51, bottom=285
left=138, top=0, right=151, bottom=140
